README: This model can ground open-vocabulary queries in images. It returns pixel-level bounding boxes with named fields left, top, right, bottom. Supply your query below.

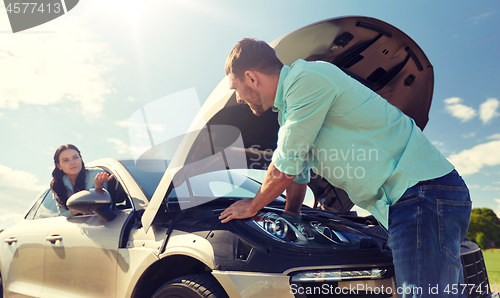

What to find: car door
left=41, top=210, right=130, bottom=298
left=39, top=172, right=133, bottom=298
left=40, top=211, right=131, bottom=298
left=0, top=189, right=57, bottom=297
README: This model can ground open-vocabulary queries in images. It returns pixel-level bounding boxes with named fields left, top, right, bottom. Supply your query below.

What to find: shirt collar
left=62, top=171, right=87, bottom=192
left=273, top=65, right=289, bottom=112
left=62, top=174, right=73, bottom=191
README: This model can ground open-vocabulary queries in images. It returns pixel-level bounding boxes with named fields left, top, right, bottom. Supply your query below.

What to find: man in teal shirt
left=219, top=38, right=471, bottom=298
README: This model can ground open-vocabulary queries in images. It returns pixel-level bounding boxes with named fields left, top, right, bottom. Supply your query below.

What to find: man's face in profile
left=228, top=73, right=266, bottom=116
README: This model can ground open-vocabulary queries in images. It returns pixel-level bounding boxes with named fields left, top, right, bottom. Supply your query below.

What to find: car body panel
left=212, top=269, right=397, bottom=298
left=40, top=211, right=131, bottom=298
left=142, top=16, right=435, bottom=232
left=160, top=231, right=215, bottom=268
left=212, top=271, right=293, bottom=298
left=116, top=248, right=160, bottom=298
left=1, top=218, right=53, bottom=297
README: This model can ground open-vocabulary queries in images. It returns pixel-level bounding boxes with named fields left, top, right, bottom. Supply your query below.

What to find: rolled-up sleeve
left=293, top=162, right=311, bottom=184
left=272, top=69, right=337, bottom=184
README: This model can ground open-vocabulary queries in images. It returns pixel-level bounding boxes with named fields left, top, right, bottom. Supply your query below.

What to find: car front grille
left=461, top=241, right=493, bottom=298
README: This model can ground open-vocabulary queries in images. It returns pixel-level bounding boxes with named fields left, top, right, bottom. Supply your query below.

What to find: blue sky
left=1, top=0, right=499, bottom=229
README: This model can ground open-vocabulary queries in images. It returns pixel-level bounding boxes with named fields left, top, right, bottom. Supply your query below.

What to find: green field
left=484, top=249, right=500, bottom=291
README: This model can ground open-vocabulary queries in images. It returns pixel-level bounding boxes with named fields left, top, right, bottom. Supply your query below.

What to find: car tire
left=152, top=274, right=228, bottom=298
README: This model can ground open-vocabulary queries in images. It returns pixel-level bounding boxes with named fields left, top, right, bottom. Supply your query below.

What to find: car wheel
left=152, top=274, right=228, bottom=298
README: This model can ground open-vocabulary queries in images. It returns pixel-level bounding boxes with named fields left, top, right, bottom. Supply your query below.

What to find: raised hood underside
left=142, top=16, right=434, bottom=231
left=210, top=16, right=434, bottom=149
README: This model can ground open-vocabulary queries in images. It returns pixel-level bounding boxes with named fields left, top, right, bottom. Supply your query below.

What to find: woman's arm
left=93, top=172, right=114, bottom=190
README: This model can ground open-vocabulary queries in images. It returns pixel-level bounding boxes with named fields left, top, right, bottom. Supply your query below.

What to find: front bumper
left=212, top=264, right=397, bottom=298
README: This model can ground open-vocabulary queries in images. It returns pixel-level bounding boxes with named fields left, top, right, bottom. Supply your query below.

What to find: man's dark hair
left=225, top=37, right=283, bottom=80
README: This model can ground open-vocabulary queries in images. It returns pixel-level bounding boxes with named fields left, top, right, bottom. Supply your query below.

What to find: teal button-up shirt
left=271, top=59, right=454, bottom=229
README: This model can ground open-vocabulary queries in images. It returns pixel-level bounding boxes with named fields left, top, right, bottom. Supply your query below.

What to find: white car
left=0, top=16, right=494, bottom=298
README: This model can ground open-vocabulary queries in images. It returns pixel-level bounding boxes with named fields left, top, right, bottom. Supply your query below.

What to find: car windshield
left=120, top=160, right=283, bottom=204
left=120, top=160, right=167, bottom=199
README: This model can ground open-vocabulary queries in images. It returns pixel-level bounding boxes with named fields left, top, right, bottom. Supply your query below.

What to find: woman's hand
left=94, top=172, right=114, bottom=190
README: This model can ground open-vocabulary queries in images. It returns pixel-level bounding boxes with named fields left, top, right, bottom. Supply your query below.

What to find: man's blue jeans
left=387, top=170, right=472, bottom=298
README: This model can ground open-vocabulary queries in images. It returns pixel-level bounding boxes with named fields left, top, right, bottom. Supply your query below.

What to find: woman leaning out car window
left=50, top=144, right=113, bottom=217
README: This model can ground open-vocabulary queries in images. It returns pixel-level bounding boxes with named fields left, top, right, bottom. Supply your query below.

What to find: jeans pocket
left=437, top=198, right=472, bottom=260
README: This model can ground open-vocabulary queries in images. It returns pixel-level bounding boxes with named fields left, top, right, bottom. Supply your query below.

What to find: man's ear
left=244, top=70, right=258, bottom=86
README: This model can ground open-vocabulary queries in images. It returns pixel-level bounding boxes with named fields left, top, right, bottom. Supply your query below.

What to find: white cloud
left=0, top=164, right=46, bottom=192
left=444, top=97, right=477, bottom=122
left=170, top=0, right=235, bottom=19
left=444, top=97, right=460, bottom=104
left=479, top=98, right=499, bottom=124
left=447, top=140, right=500, bottom=176
left=72, top=132, right=83, bottom=140
left=482, top=185, right=500, bottom=191
left=462, top=132, right=476, bottom=139
left=0, top=13, right=124, bottom=120
left=495, top=199, right=500, bottom=219
left=488, top=133, right=500, bottom=140
left=0, top=212, right=24, bottom=228
left=114, top=119, right=129, bottom=128
left=467, top=184, right=481, bottom=189
left=108, top=138, right=131, bottom=155
left=126, top=117, right=168, bottom=133
left=471, top=11, right=496, bottom=25
left=0, top=191, right=40, bottom=229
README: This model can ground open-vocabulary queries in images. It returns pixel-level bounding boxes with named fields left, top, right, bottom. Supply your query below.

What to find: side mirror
left=67, top=188, right=117, bottom=222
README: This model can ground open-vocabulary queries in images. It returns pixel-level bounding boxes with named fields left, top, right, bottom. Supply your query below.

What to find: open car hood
left=142, top=16, right=434, bottom=231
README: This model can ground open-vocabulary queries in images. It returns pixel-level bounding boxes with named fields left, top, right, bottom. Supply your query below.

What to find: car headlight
left=291, top=268, right=388, bottom=282
left=246, top=212, right=373, bottom=249
left=310, top=221, right=349, bottom=244
left=251, top=212, right=305, bottom=243
left=262, top=213, right=289, bottom=239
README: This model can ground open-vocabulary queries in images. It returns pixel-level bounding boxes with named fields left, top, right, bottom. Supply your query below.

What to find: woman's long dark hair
left=50, top=144, right=86, bottom=209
